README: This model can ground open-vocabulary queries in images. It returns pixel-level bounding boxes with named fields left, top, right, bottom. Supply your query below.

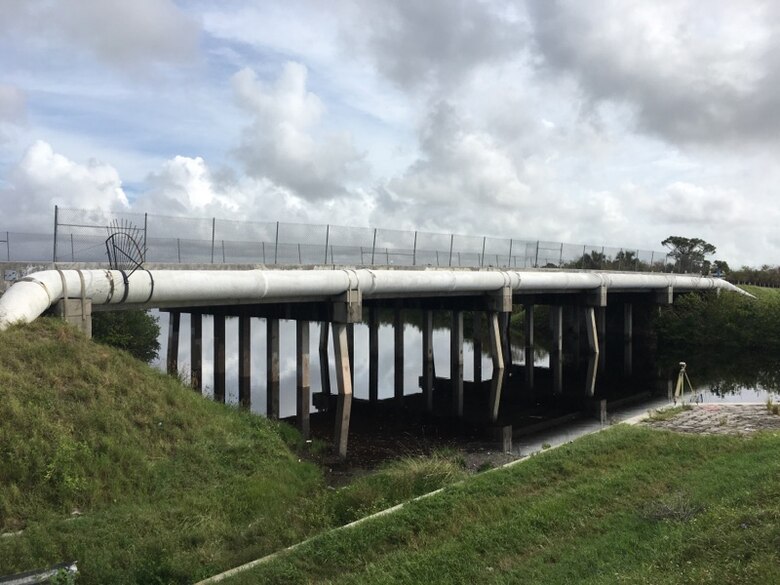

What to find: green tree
left=661, top=236, right=716, bottom=273
left=92, top=310, right=160, bottom=363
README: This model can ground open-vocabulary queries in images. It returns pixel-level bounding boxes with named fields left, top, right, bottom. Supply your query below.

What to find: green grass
left=644, top=404, right=693, bottom=422
left=329, top=453, right=467, bottom=526
left=0, top=319, right=466, bottom=583
left=222, top=425, right=780, bottom=585
left=0, top=319, right=332, bottom=583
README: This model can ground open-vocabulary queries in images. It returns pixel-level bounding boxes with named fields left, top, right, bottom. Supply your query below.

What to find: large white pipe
left=0, top=268, right=749, bottom=331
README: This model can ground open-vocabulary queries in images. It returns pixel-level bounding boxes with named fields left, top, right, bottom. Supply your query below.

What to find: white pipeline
left=0, top=268, right=749, bottom=331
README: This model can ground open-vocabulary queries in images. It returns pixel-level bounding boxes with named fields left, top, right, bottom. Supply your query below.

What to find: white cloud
left=527, top=0, right=780, bottom=145
left=231, top=63, right=367, bottom=200
left=0, top=141, right=128, bottom=231
left=135, top=154, right=373, bottom=230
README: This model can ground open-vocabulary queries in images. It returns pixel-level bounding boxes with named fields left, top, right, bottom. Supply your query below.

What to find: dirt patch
left=643, top=404, right=780, bottom=435
left=299, top=403, right=519, bottom=485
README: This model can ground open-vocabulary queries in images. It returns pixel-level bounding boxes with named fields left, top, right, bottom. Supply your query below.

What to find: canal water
left=152, top=310, right=780, bottom=428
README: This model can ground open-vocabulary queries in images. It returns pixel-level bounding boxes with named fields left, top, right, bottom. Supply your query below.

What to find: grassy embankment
left=212, top=284, right=780, bottom=584
left=4, top=288, right=780, bottom=584
left=221, top=423, right=780, bottom=584
left=0, top=319, right=464, bottom=583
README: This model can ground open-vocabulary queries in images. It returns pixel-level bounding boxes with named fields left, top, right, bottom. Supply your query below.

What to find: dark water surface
left=153, top=311, right=779, bottom=423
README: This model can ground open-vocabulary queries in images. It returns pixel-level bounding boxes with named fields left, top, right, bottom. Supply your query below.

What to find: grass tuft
left=645, top=404, right=693, bottom=422
left=328, top=453, right=467, bottom=525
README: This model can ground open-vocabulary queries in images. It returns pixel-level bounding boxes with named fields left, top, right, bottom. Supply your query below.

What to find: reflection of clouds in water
left=154, top=311, right=534, bottom=419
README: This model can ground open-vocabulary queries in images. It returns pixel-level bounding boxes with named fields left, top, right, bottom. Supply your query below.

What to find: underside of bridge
left=0, top=266, right=747, bottom=457
left=157, top=286, right=674, bottom=457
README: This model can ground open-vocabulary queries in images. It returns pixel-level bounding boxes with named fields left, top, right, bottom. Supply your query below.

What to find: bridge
left=0, top=261, right=746, bottom=456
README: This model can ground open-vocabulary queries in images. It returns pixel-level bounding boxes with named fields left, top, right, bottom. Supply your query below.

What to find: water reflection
left=153, top=310, right=780, bottom=421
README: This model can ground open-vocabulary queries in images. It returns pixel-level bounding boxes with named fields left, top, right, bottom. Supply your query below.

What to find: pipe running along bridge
left=0, top=265, right=748, bottom=456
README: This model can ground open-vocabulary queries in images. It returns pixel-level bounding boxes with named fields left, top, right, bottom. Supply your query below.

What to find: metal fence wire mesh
left=2, top=206, right=672, bottom=272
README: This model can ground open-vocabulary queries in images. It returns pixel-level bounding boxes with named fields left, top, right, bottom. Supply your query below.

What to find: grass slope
left=0, top=319, right=330, bottom=583
left=224, top=425, right=780, bottom=585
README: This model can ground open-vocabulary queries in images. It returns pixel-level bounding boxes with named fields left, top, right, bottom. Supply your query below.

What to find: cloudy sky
left=1, top=0, right=779, bottom=266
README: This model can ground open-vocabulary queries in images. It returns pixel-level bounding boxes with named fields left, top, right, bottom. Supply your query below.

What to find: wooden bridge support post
left=623, top=303, right=633, bottom=377
left=190, top=313, right=202, bottom=393
left=213, top=315, right=226, bottom=403
left=596, top=307, right=607, bottom=371
left=584, top=307, right=599, bottom=396
left=422, top=310, right=434, bottom=412
left=166, top=311, right=180, bottom=377
left=451, top=310, right=464, bottom=417
left=332, top=323, right=353, bottom=458
left=500, top=312, right=512, bottom=375
left=472, top=311, right=483, bottom=383
left=319, top=323, right=331, bottom=406
left=296, top=320, right=311, bottom=440
left=524, top=304, right=534, bottom=390
left=347, top=322, right=355, bottom=389
left=368, top=307, right=379, bottom=404
left=550, top=305, right=563, bottom=394
left=238, top=315, right=251, bottom=409
left=394, top=306, right=404, bottom=402
left=487, top=312, right=505, bottom=422
left=266, top=318, right=280, bottom=419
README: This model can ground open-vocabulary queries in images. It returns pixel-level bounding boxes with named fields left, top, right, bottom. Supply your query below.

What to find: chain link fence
left=2, top=206, right=672, bottom=272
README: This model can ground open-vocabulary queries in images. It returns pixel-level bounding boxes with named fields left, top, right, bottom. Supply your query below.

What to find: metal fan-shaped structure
left=105, top=219, right=145, bottom=276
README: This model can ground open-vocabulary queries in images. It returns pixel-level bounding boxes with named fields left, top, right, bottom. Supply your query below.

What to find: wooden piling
left=487, top=312, right=505, bottom=422
left=524, top=303, right=534, bottom=389
left=550, top=305, right=563, bottom=394
left=394, top=306, right=404, bottom=401
left=166, top=311, right=180, bottom=376
left=332, top=323, right=353, bottom=457
left=213, top=315, right=226, bottom=403
left=368, top=307, right=379, bottom=403
left=451, top=310, right=464, bottom=417
left=266, top=318, right=280, bottom=419
left=296, top=320, right=310, bottom=439
left=238, top=315, right=251, bottom=409
left=319, top=322, right=331, bottom=402
left=472, top=311, right=483, bottom=383
left=190, top=313, right=202, bottom=392
left=422, top=310, right=434, bottom=412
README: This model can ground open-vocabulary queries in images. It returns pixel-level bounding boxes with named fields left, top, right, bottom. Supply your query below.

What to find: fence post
left=324, top=224, right=330, bottom=264
left=274, top=221, right=279, bottom=265
left=448, top=233, right=454, bottom=267
left=371, top=228, right=377, bottom=264
left=52, top=205, right=59, bottom=262
left=210, top=217, right=216, bottom=264
left=222, top=240, right=226, bottom=263
left=534, top=241, right=539, bottom=268
left=4, top=231, right=9, bottom=261
left=143, top=212, right=148, bottom=262
left=601, top=246, right=605, bottom=270
left=650, top=251, right=655, bottom=270
left=507, top=239, right=513, bottom=268
left=558, top=242, right=564, bottom=266
left=177, top=238, right=181, bottom=263
left=635, top=249, right=639, bottom=271
left=413, top=231, right=418, bottom=266
left=70, top=234, right=75, bottom=261
left=480, top=236, right=486, bottom=267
